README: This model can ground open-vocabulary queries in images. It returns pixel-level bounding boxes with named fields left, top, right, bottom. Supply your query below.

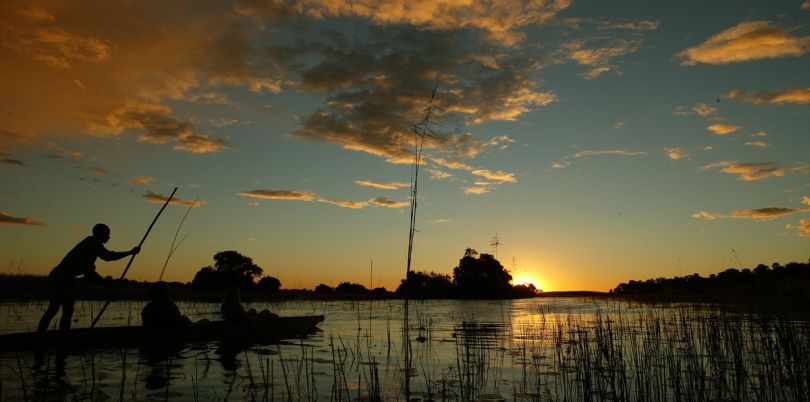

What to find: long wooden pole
left=91, top=187, right=177, bottom=328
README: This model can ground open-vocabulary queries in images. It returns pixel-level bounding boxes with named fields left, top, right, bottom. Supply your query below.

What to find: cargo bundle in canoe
left=0, top=315, right=324, bottom=350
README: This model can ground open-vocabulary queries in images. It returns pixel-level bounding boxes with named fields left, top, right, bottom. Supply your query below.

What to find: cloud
left=745, top=140, right=771, bottom=148
left=321, top=199, right=369, bottom=209
left=93, top=102, right=229, bottom=154
left=564, top=39, right=641, bottom=79
left=552, top=149, right=647, bottom=168
left=693, top=207, right=808, bottom=221
left=1, top=1, right=272, bottom=152
left=0, top=211, right=45, bottom=226
left=269, top=22, right=553, bottom=190
left=238, top=0, right=572, bottom=47
left=702, top=161, right=785, bottom=181
left=1, top=158, right=25, bottom=166
left=804, top=196, right=810, bottom=206
left=429, top=218, right=452, bottom=224
left=731, top=207, right=799, bottom=220
left=471, top=169, right=517, bottom=184
left=1, top=129, right=34, bottom=144
left=237, top=189, right=318, bottom=202
left=788, top=163, right=810, bottom=174
left=237, top=188, right=411, bottom=209
left=463, top=186, right=491, bottom=195
left=707, top=124, right=741, bottom=135
left=128, top=176, right=156, bottom=186
left=800, top=219, right=810, bottom=237
left=664, top=147, right=689, bottom=160
left=0, top=5, right=112, bottom=70
left=726, top=87, right=810, bottom=105
left=355, top=180, right=409, bottom=190
left=804, top=0, right=810, bottom=11
left=143, top=191, right=206, bottom=207
left=678, top=21, right=810, bottom=65
left=368, top=196, right=408, bottom=208
left=692, top=211, right=723, bottom=220
left=693, top=103, right=718, bottom=116
left=426, top=168, right=452, bottom=180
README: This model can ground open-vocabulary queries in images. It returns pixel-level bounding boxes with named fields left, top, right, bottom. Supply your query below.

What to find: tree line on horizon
left=610, top=260, right=810, bottom=299
left=0, top=248, right=538, bottom=299
left=190, top=248, right=539, bottom=299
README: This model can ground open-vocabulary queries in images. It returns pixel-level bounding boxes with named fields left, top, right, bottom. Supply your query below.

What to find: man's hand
left=131, top=246, right=141, bottom=255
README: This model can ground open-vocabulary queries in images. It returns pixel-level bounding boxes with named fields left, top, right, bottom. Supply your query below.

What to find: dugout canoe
left=0, top=315, right=324, bottom=350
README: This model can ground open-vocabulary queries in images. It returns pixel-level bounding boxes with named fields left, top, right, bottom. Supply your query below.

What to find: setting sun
left=512, top=274, right=542, bottom=290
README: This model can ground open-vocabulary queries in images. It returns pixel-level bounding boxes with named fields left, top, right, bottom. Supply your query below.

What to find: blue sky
left=1, top=0, right=809, bottom=291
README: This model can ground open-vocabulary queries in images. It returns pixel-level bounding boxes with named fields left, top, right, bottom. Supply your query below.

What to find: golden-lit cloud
left=94, top=102, right=229, bottom=154
left=237, top=188, right=410, bottom=209
left=701, top=162, right=810, bottom=181
left=803, top=196, right=810, bottom=206
left=368, top=196, right=408, bottom=208
left=664, top=147, right=689, bottom=160
left=355, top=180, right=409, bottom=190
left=800, top=219, right=810, bottom=237
left=238, top=189, right=318, bottom=202
left=463, top=186, right=491, bottom=195
left=552, top=149, right=647, bottom=168
left=0, top=5, right=111, bottom=70
left=239, top=0, right=572, bottom=46
left=564, top=39, right=641, bottom=79
left=674, top=103, right=718, bottom=117
left=0, top=211, right=46, bottom=226
left=144, top=191, right=207, bottom=208
left=731, top=207, right=799, bottom=220
left=429, top=218, right=452, bottom=224
left=726, top=87, right=810, bottom=105
left=128, top=176, right=156, bottom=186
left=678, top=21, right=810, bottom=65
left=426, top=168, right=452, bottom=180
left=721, top=163, right=784, bottom=181
left=693, top=103, right=718, bottom=116
left=470, top=169, right=517, bottom=184
left=321, top=199, right=369, bottom=209
left=702, top=161, right=785, bottom=181
left=1, top=1, right=270, bottom=153
left=706, top=124, right=741, bottom=135
left=247, top=201, right=260, bottom=206
left=804, top=0, right=810, bottom=10
left=692, top=211, right=723, bottom=220
left=745, top=140, right=771, bottom=148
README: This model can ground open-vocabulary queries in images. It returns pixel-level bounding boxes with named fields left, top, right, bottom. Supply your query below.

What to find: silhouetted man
left=37, top=223, right=140, bottom=332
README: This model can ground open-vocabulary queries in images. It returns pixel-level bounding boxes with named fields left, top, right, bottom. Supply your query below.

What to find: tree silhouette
left=257, top=276, right=281, bottom=292
left=335, top=282, right=369, bottom=294
left=452, top=248, right=512, bottom=298
left=396, top=270, right=453, bottom=298
left=314, top=283, right=334, bottom=293
left=191, top=250, right=263, bottom=289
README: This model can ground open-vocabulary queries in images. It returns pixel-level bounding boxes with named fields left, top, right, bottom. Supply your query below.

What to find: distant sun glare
left=513, top=275, right=541, bottom=289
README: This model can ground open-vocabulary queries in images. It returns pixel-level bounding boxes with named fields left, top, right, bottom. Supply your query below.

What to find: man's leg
left=59, top=300, right=74, bottom=331
left=37, top=300, right=60, bottom=332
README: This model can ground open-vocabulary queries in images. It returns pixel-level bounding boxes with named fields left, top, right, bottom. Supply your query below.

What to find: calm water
left=1, top=298, right=808, bottom=401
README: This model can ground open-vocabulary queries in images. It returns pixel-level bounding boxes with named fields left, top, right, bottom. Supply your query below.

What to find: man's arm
left=97, top=244, right=140, bottom=261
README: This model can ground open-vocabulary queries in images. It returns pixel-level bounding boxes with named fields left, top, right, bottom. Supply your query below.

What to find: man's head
left=92, top=223, right=111, bottom=243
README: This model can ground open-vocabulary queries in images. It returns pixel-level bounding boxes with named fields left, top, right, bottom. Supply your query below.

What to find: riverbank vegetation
left=0, top=248, right=540, bottom=301
left=610, top=260, right=810, bottom=316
